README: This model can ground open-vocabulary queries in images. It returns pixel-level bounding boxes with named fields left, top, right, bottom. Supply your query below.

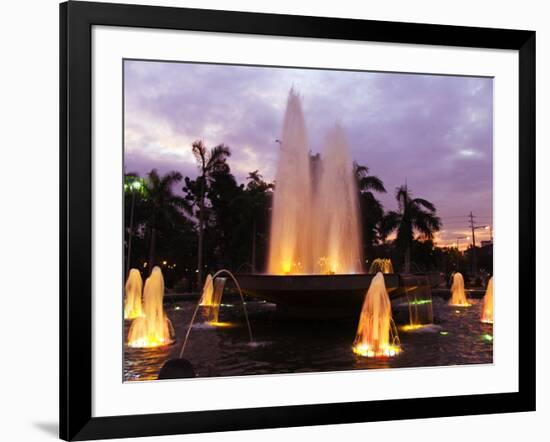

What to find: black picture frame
left=60, top=1, right=536, bottom=440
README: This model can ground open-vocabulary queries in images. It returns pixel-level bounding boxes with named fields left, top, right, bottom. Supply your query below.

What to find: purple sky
left=124, top=59, right=493, bottom=249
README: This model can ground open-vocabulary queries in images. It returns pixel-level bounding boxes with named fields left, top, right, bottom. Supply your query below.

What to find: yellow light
left=400, top=324, right=426, bottom=332
left=353, top=343, right=400, bottom=358
left=281, top=261, right=292, bottom=274
left=162, top=260, right=167, bottom=265
left=208, top=321, right=233, bottom=328
left=127, top=336, right=170, bottom=348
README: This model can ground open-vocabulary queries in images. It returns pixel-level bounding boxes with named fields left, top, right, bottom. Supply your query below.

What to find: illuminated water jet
left=313, top=124, right=362, bottom=274
left=179, top=269, right=253, bottom=358
left=199, top=274, right=214, bottom=306
left=124, top=268, right=143, bottom=319
left=448, top=272, right=471, bottom=307
left=368, top=259, right=393, bottom=274
left=205, top=277, right=227, bottom=323
left=481, top=277, right=493, bottom=323
left=127, top=266, right=175, bottom=348
left=267, top=90, right=362, bottom=275
left=353, top=272, right=400, bottom=357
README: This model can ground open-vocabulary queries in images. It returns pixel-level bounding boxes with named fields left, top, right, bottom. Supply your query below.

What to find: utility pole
left=469, top=212, right=478, bottom=276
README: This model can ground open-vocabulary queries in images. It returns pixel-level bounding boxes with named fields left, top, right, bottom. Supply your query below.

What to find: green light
left=439, top=331, right=449, bottom=336
left=409, top=299, right=432, bottom=306
left=131, top=180, right=142, bottom=190
left=482, top=333, right=493, bottom=342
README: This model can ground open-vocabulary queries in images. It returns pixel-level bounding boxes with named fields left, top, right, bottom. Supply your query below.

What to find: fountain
left=179, top=270, right=253, bottom=357
left=267, top=90, right=362, bottom=275
left=204, top=277, right=228, bottom=324
left=368, top=259, right=394, bottom=274
left=127, top=266, right=175, bottom=348
left=481, top=277, right=493, bottom=323
left=199, top=274, right=214, bottom=306
left=353, top=272, right=400, bottom=357
left=448, top=272, right=471, bottom=307
left=237, top=89, right=441, bottom=318
left=158, top=269, right=253, bottom=379
left=124, top=268, right=143, bottom=320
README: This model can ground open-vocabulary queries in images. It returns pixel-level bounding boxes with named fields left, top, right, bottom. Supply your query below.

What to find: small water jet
left=180, top=270, right=253, bottom=358
left=368, top=259, right=393, bottom=274
left=124, top=268, right=143, bottom=320
left=353, top=272, right=400, bottom=357
left=448, top=272, right=471, bottom=307
left=205, top=277, right=228, bottom=323
left=127, top=266, right=175, bottom=348
left=199, top=274, right=214, bottom=306
left=481, top=277, right=493, bottom=324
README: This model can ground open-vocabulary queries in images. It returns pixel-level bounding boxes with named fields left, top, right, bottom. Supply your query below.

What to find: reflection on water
left=124, top=296, right=493, bottom=381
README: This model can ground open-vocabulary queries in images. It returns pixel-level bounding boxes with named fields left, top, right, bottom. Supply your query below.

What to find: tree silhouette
left=143, top=169, right=190, bottom=273
left=382, top=184, right=441, bottom=272
left=188, top=140, right=231, bottom=285
left=354, top=163, right=386, bottom=260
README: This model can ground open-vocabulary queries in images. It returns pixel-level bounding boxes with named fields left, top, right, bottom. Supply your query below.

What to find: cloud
left=124, top=60, right=493, bottom=245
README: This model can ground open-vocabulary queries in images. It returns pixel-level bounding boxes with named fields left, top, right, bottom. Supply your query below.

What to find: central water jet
left=267, top=90, right=362, bottom=275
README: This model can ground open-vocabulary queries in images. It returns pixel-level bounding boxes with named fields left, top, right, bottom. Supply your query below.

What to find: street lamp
left=125, top=177, right=144, bottom=277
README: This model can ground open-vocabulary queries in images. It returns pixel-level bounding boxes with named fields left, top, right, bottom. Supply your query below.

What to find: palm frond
left=412, top=197, right=436, bottom=212
left=359, top=175, right=386, bottom=193
left=192, top=140, right=207, bottom=171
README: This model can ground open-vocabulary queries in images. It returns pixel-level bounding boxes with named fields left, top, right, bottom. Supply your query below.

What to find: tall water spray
left=124, top=268, right=143, bottom=319
left=314, top=125, right=362, bottom=274
left=127, top=266, right=175, bottom=348
left=353, top=272, right=400, bottom=357
left=267, top=90, right=362, bottom=274
left=481, top=277, right=493, bottom=323
left=267, top=90, right=313, bottom=274
left=449, top=272, right=471, bottom=306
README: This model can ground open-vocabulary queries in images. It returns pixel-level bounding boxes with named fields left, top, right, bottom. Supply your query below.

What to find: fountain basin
left=237, top=273, right=441, bottom=319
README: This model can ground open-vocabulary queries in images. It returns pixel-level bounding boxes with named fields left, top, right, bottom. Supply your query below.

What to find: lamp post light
left=125, top=178, right=143, bottom=277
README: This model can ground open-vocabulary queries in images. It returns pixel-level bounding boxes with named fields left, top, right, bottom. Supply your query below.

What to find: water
left=368, top=259, right=394, bottom=274
left=179, top=269, right=253, bottom=358
left=481, top=277, right=493, bottom=323
left=124, top=268, right=143, bottom=319
left=124, top=296, right=493, bottom=381
left=267, top=90, right=362, bottom=275
left=199, top=274, right=214, bottom=306
left=353, top=273, right=400, bottom=357
left=449, top=272, right=471, bottom=306
left=127, top=267, right=175, bottom=348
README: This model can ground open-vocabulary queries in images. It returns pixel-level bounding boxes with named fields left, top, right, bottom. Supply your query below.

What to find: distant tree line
left=124, top=139, right=455, bottom=290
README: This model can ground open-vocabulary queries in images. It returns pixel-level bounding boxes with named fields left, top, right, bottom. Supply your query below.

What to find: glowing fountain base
left=352, top=343, right=400, bottom=358
left=238, top=273, right=440, bottom=320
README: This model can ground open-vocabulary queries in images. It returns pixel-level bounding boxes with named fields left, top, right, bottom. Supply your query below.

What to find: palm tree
left=144, top=169, right=190, bottom=273
left=191, top=140, right=231, bottom=286
left=354, top=163, right=386, bottom=259
left=382, top=184, right=441, bottom=273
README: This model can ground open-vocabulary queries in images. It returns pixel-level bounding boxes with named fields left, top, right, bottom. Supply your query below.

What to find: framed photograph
left=60, top=1, right=535, bottom=440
